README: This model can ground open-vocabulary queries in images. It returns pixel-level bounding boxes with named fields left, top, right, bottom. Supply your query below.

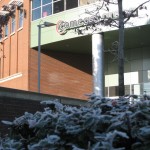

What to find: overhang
left=32, top=25, right=150, bottom=54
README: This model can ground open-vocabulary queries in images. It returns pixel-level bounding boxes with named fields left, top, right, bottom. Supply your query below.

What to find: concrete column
left=92, top=33, right=104, bottom=97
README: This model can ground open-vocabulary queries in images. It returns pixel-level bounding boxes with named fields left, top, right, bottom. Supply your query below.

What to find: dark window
left=66, top=0, right=78, bottom=10
left=53, top=0, right=64, bottom=14
left=0, top=35, right=1, bottom=40
left=109, top=86, right=119, bottom=97
left=105, top=87, right=108, bottom=97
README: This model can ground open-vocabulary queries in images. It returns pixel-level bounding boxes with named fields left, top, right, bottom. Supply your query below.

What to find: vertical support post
left=118, top=0, right=125, bottom=96
left=38, top=25, right=41, bottom=93
left=92, top=33, right=104, bottom=97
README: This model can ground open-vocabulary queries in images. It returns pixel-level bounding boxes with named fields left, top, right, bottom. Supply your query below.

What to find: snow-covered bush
left=1, top=95, right=150, bottom=150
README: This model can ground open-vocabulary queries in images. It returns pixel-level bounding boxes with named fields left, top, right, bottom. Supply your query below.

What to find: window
left=11, top=16, right=15, bottom=33
left=42, top=3, right=52, bottom=17
left=32, top=0, right=52, bottom=21
left=19, top=9, right=24, bottom=28
left=0, top=34, right=2, bottom=41
left=5, top=24, right=8, bottom=37
left=109, top=86, right=119, bottom=97
left=32, top=0, right=78, bottom=21
left=53, top=0, right=64, bottom=14
left=32, top=8, right=41, bottom=21
left=0, top=27, right=3, bottom=41
left=66, top=0, right=78, bottom=10
left=32, top=0, right=41, bottom=9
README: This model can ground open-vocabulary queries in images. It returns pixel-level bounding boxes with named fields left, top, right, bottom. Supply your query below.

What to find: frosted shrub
left=1, top=96, right=150, bottom=150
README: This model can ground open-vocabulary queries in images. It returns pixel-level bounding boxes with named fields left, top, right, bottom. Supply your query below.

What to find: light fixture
left=44, top=22, right=56, bottom=27
left=37, top=21, right=56, bottom=93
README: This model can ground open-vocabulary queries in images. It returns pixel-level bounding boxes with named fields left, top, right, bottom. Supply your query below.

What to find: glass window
left=42, top=4, right=52, bottom=17
left=109, top=86, right=119, bottom=97
left=105, top=87, right=108, bottom=97
left=5, top=24, right=8, bottom=37
left=53, top=0, right=64, bottom=14
left=31, top=0, right=79, bottom=21
left=32, top=8, right=41, bottom=21
left=19, top=9, right=24, bottom=28
left=125, top=85, right=130, bottom=95
left=66, top=0, right=78, bottom=10
left=32, top=0, right=41, bottom=9
left=11, top=16, right=15, bottom=33
left=143, top=82, right=150, bottom=95
left=0, top=34, right=2, bottom=41
left=42, top=0, right=52, bottom=5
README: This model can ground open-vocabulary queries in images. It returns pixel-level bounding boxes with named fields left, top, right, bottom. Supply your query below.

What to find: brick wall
left=29, top=49, right=93, bottom=100
left=0, top=97, right=43, bottom=136
left=0, top=0, right=30, bottom=90
left=0, top=87, right=86, bottom=136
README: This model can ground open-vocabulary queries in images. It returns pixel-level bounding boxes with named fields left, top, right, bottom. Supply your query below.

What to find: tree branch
left=124, top=0, right=150, bottom=24
left=104, top=0, right=118, bottom=5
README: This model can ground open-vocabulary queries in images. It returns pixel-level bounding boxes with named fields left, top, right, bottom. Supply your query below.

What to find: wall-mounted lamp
left=37, top=21, right=56, bottom=93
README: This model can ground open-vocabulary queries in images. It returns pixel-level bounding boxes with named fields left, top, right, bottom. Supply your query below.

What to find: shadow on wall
left=42, top=50, right=92, bottom=75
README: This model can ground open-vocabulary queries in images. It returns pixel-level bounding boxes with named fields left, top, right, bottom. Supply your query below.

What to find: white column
left=92, top=33, right=104, bottom=97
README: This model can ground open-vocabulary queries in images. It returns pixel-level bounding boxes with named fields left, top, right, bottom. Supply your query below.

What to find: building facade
left=0, top=0, right=150, bottom=99
left=0, top=0, right=30, bottom=90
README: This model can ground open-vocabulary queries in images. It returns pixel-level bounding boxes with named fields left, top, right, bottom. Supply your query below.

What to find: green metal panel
left=31, top=6, right=87, bottom=48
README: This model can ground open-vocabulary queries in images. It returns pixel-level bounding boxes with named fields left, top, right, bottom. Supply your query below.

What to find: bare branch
left=124, top=0, right=150, bottom=24
left=104, top=0, right=118, bottom=4
left=94, top=1, right=105, bottom=10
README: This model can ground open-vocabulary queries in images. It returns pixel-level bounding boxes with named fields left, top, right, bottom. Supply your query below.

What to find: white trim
left=17, top=27, right=23, bottom=31
left=0, top=72, right=22, bottom=83
left=3, top=37, right=8, bottom=41
left=10, top=32, right=15, bottom=36
left=9, top=0, right=23, bottom=7
left=0, top=10, right=9, bottom=16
